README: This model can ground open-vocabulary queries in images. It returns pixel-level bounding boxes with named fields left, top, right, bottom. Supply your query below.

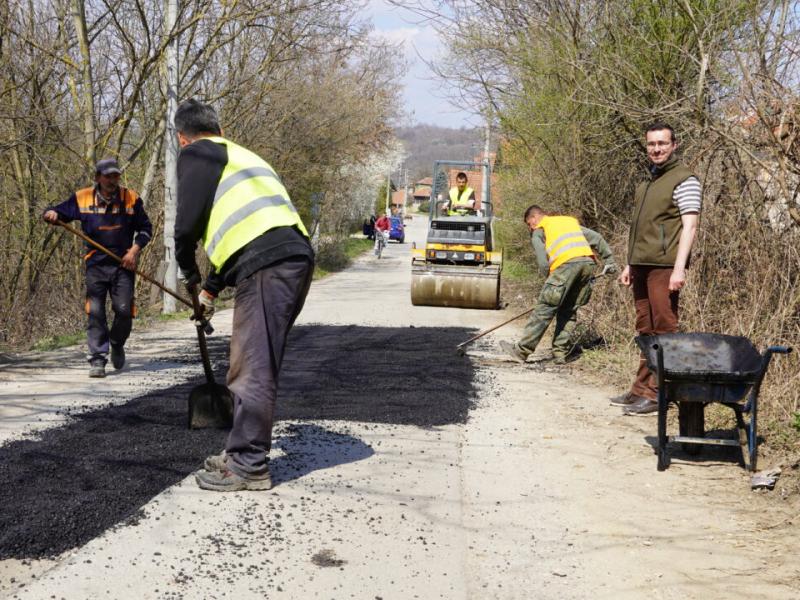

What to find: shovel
left=455, top=265, right=617, bottom=356
left=187, top=284, right=234, bottom=430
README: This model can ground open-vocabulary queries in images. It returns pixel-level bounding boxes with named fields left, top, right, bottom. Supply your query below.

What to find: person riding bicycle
left=374, top=212, right=390, bottom=255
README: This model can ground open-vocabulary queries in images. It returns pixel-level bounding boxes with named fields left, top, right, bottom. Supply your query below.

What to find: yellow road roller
left=411, top=159, right=502, bottom=309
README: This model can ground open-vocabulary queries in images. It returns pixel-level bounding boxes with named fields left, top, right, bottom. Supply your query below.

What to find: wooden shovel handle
left=55, top=219, right=192, bottom=309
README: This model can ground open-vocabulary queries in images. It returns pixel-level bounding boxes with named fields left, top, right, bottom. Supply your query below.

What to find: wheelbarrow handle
left=766, top=346, right=792, bottom=354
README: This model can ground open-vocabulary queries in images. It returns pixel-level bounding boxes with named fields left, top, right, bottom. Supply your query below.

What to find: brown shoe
left=610, top=392, right=646, bottom=406
left=623, top=397, right=658, bottom=416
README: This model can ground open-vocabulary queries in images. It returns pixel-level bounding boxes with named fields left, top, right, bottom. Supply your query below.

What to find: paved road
left=1, top=216, right=798, bottom=599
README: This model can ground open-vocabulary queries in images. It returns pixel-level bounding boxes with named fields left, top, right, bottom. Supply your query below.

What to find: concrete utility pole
left=162, top=0, right=179, bottom=313
left=385, top=169, right=391, bottom=215
left=482, top=120, right=491, bottom=214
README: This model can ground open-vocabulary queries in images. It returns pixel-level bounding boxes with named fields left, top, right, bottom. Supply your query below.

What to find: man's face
left=645, top=129, right=676, bottom=166
left=456, top=177, right=467, bottom=192
left=96, top=172, right=121, bottom=196
left=525, top=214, right=541, bottom=232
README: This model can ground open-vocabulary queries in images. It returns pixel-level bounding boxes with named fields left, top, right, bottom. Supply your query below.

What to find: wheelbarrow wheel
left=678, top=402, right=704, bottom=456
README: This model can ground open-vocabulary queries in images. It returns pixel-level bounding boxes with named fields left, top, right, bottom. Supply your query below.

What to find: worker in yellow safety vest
left=173, top=98, right=314, bottom=492
left=447, top=172, right=477, bottom=215
left=499, top=205, right=617, bottom=365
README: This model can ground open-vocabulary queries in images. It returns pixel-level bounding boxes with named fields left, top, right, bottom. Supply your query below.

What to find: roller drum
left=411, top=264, right=500, bottom=309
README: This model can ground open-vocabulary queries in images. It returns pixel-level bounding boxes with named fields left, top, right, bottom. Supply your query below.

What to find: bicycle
left=374, top=229, right=388, bottom=258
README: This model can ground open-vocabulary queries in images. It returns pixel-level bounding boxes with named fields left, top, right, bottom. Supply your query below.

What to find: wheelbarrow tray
left=635, top=332, right=791, bottom=473
left=636, top=333, right=762, bottom=384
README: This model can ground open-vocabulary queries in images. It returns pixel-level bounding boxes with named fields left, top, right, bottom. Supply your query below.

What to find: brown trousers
left=630, top=266, right=679, bottom=399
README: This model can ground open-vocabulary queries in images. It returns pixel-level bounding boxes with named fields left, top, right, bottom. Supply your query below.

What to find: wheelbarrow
left=635, top=333, right=791, bottom=472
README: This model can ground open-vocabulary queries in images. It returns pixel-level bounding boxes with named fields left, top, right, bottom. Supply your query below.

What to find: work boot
left=499, top=340, right=527, bottom=364
left=195, top=468, right=272, bottom=492
left=110, top=344, right=125, bottom=370
left=203, top=450, right=227, bottom=472
left=89, top=358, right=106, bottom=378
left=552, top=348, right=582, bottom=365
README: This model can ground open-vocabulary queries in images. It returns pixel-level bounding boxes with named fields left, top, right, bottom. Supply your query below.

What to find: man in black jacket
left=173, top=99, right=314, bottom=491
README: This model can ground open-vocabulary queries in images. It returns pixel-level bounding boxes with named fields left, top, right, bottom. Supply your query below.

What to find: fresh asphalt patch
left=0, top=325, right=477, bottom=559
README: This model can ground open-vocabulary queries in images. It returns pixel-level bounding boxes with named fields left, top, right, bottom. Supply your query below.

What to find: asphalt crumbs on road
left=0, top=325, right=477, bottom=559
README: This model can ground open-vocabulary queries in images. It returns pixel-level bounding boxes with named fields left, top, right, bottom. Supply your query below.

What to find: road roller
left=411, top=159, right=502, bottom=309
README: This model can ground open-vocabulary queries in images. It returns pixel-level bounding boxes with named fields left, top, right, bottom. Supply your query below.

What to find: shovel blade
left=188, top=382, right=234, bottom=429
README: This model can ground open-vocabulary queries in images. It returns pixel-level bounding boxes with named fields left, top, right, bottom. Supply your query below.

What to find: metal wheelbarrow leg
left=740, top=345, right=793, bottom=472
left=655, top=344, right=670, bottom=471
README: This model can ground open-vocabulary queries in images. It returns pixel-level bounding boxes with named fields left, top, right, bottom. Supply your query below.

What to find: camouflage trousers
left=516, top=260, right=596, bottom=360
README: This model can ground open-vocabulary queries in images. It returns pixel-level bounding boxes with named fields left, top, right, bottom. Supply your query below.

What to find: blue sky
left=364, top=1, right=477, bottom=129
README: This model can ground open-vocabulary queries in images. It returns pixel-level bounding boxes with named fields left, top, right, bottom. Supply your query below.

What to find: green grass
left=502, top=258, right=537, bottom=282
left=314, top=237, right=373, bottom=279
left=32, top=332, right=85, bottom=352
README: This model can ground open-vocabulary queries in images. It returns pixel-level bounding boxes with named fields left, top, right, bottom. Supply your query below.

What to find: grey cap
left=95, top=158, right=122, bottom=175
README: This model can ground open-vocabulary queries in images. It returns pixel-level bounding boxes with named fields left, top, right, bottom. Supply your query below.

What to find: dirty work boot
left=110, top=344, right=125, bottom=370
left=89, top=358, right=106, bottom=378
left=195, top=468, right=272, bottom=492
left=203, top=450, right=227, bottom=472
left=552, top=348, right=582, bottom=365
left=499, top=340, right=527, bottom=364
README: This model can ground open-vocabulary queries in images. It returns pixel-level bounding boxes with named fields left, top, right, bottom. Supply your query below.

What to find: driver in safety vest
left=173, top=99, right=314, bottom=492
left=447, top=172, right=477, bottom=215
left=499, top=205, right=617, bottom=365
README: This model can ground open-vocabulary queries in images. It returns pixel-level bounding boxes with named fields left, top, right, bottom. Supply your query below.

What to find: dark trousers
left=517, top=260, right=596, bottom=359
left=225, top=257, right=314, bottom=477
left=630, top=266, right=679, bottom=399
left=86, top=263, right=135, bottom=362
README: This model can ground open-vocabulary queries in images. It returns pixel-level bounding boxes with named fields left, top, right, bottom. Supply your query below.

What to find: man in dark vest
left=173, top=99, right=314, bottom=491
left=613, top=123, right=701, bottom=415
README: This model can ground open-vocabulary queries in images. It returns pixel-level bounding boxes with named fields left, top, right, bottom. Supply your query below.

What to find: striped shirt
left=672, top=176, right=702, bottom=214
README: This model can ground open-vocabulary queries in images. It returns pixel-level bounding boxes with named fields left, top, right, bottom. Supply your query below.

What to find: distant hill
left=395, top=125, right=483, bottom=182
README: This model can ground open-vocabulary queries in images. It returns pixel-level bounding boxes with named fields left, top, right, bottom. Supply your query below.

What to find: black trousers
left=225, top=257, right=314, bottom=477
left=86, top=263, right=135, bottom=363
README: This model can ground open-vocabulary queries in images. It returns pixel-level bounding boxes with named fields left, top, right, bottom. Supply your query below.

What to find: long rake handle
left=456, top=306, right=536, bottom=351
left=56, top=219, right=193, bottom=309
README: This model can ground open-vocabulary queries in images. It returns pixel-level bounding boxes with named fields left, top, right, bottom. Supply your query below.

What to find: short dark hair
left=456, top=172, right=468, bottom=181
left=645, top=122, right=675, bottom=142
left=523, top=205, right=546, bottom=222
left=174, top=99, right=221, bottom=136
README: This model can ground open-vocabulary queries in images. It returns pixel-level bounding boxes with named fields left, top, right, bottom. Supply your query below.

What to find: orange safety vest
left=537, top=216, right=594, bottom=272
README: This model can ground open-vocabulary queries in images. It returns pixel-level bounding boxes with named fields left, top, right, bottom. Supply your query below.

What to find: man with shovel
left=499, top=206, right=616, bottom=365
left=43, top=159, right=152, bottom=378
left=173, top=99, right=314, bottom=492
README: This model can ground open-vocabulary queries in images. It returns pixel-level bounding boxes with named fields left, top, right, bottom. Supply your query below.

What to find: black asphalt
left=0, top=325, right=477, bottom=559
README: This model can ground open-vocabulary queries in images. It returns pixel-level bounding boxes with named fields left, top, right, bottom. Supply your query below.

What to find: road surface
left=0, top=216, right=798, bottom=599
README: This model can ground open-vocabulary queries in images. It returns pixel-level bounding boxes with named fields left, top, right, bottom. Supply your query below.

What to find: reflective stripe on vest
left=537, top=216, right=594, bottom=272
left=202, top=136, right=308, bottom=269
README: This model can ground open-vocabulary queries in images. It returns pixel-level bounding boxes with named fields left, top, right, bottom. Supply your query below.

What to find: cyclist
left=374, top=212, right=391, bottom=256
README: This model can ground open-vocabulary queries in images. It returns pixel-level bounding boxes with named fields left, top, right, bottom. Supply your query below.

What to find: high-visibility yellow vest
left=202, top=136, right=308, bottom=269
left=537, top=216, right=594, bottom=272
left=448, top=186, right=475, bottom=215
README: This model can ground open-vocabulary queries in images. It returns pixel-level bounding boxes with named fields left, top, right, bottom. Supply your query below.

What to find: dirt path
left=0, top=216, right=798, bottom=599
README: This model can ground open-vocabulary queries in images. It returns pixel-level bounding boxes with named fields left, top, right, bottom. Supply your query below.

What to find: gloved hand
left=601, top=263, right=619, bottom=276
left=198, top=289, right=216, bottom=320
left=178, top=269, right=202, bottom=290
